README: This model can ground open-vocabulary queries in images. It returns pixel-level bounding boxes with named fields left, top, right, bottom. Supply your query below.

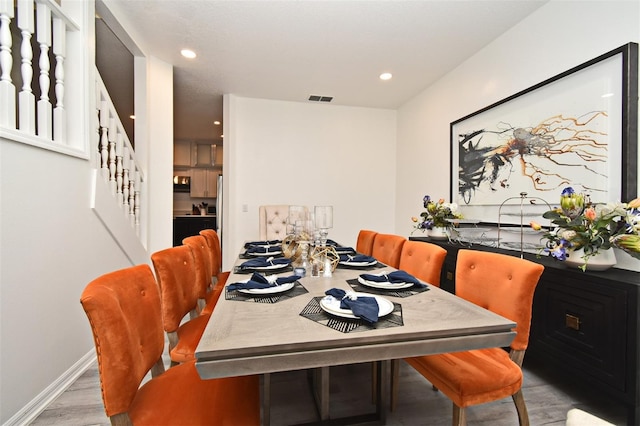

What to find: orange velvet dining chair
left=397, top=250, right=544, bottom=425
left=80, top=264, right=260, bottom=426
left=371, top=233, right=406, bottom=268
left=398, top=240, right=447, bottom=286
left=355, top=229, right=377, bottom=256
left=183, top=234, right=222, bottom=315
left=199, top=229, right=230, bottom=308
left=386, top=240, right=448, bottom=408
left=150, top=244, right=210, bottom=365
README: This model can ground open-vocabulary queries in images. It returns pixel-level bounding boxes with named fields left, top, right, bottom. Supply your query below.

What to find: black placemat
left=225, top=281, right=308, bottom=303
left=299, top=297, right=403, bottom=333
left=345, top=278, right=430, bottom=298
left=336, top=262, right=387, bottom=271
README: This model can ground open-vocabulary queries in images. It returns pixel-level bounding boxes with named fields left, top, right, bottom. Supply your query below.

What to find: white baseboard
left=3, top=350, right=97, bottom=426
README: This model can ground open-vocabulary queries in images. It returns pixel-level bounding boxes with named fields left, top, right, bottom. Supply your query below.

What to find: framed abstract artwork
left=450, top=42, right=638, bottom=223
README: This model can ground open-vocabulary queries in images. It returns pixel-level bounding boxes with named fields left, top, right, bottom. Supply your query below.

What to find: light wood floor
left=31, top=356, right=628, bottom=425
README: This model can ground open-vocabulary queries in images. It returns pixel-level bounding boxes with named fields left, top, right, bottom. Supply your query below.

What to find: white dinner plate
left=320, top=292, right=394, bottom=319
left=246, top=250, right=283, bottom=257
left=357, top=276, right=415, bottom=290
left=237, top=281, right=296, bottom=295
left=241, top=262, right=290, bottom=271
left=339, top=260, right=378, bottom=267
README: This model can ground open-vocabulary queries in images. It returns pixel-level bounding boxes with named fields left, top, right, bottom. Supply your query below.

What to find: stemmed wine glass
left=287, top=205, right=307, bottom=236
left=314, top=206, right=333, bottom=246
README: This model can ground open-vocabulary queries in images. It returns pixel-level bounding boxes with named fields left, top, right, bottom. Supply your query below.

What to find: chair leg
left=389, top=359, right=400, bottom=411
left=452, top=404, right=467, bottom=426
left=371, top=361, right=378, bottom=404
left=512, top=389, right=530, bottom=426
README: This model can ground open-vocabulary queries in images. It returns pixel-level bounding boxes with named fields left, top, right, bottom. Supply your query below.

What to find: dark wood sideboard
left=410, top=236, right=640, bottom=425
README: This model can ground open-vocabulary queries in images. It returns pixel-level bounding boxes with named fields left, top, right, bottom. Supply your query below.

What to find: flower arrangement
left=411, top=195, right=462, bottom=232
left=531, top=187, right=640, bottom=270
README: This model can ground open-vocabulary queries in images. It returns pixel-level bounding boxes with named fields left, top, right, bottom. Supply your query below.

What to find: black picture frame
left=450, top=42, right=638, bottom=220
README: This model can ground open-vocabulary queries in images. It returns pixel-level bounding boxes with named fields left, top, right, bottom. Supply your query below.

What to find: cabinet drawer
left=532, top=275, right=628, bottom=391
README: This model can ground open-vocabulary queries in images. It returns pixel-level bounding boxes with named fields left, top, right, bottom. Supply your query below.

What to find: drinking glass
left=287, top=205, right=307, bottom=236
left=314, top=206, right=333, bottom=246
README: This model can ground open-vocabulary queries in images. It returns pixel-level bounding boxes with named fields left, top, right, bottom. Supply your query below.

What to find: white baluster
left=129, top=175, right=135, bottom=218
left=134, top=171, right=141, bottom=233
left=108, top=117, right=116, bottom=195
left=116, top=133, right=123, bottom=205
left=122, top=147, right=130, bottom=211
left=18, top=0, right=35, bottom=134
left=52, top=17, right=65, bottom=142
left=0, top=3, right=16, bottom=128
left=36, top=2, right=51, bottom=139
left=99, top=100, right=109, bottom=181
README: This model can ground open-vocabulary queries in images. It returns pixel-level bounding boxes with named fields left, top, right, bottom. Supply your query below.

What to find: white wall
left=395, top=0, right=640, bottom=271
left=0, top=5, right=175, bottom=425
left=223, top=96, right=396, bottom=269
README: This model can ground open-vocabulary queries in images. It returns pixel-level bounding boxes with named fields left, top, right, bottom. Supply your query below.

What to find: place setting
left=233, top=256, right=293, bottom=274
left=225, top=272, right=309, bottom=303
left=346, top=270, right=431, bottom=298
left=240, top=244, right=284, bottom=258
left=300, top=287, right=403, bottom=333
left=336, top=253, right=386, bottom=270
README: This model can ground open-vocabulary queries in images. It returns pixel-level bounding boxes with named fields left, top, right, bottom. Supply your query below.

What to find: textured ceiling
left=100, top=0, right=549, bottom=142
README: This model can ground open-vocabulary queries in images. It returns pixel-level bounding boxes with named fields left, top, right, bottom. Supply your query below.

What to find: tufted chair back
left=398, top=240, right=446, bottom=286
left=356, top=230, right=377, bottom=256
left=182, top=235, right=213, bottom=296
left=371, top=233, right=406, bottom=268
left=80, top=265, right=165, bottom=417
left=199, top=229, right=222, bottom=277
left=259, top=205, right=292, bottom=240
left=150, top=245, right=201, bottom=333
left=455, top=249, right=544, bottom=350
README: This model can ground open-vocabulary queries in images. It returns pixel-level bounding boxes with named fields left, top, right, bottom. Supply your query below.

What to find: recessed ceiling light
left=181, top=49, right=196, bottom=59
left=379, top=72, right=393, bottom=81
left=214, top=121, right=221, bottom=125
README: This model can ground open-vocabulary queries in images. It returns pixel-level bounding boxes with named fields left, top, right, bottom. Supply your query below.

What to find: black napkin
left=339, top=254, right=377, bottom=264
left=359, top=270, right=426, bottom=288
left=244, top=240, right=281, bottom=249
left=239, top=257, right=291, bottom=269
left=245, top=245, right=282, bottom=254
left=227, top=272, right=300, bottom=291
left=324, top=288, right=379, bottom=323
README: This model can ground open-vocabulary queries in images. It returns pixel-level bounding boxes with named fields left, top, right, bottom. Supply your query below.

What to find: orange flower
left=628, top=198, right=640, bottom=209
left=411, top=216, right=418, bottom=222
left=584, top=207, right=597, bottom=221
left=438, top=198, right=445, bottom=204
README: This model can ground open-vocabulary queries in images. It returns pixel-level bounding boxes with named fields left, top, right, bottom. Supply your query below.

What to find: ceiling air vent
left=308, top=95, right=333, bottom=102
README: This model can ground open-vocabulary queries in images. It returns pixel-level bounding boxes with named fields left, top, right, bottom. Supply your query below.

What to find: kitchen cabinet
left=194, top=143, right=217, bottom=167
left=174, top=142, right=192, bottom=167
left=190, top=169, right=219, bottom=198
left=174, top=142, right=221, bottom=168
left=410, top=237, right=640, bottom=425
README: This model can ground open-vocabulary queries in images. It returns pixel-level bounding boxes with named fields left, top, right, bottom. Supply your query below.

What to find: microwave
left=173, top=176, right=191, bottom=192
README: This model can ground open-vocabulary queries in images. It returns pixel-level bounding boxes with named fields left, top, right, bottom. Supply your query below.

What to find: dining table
left=195, top=243, right=517, bottom=425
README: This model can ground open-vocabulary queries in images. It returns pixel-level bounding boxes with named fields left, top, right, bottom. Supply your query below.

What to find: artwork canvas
left=450, top=43, right=637, bottom=223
